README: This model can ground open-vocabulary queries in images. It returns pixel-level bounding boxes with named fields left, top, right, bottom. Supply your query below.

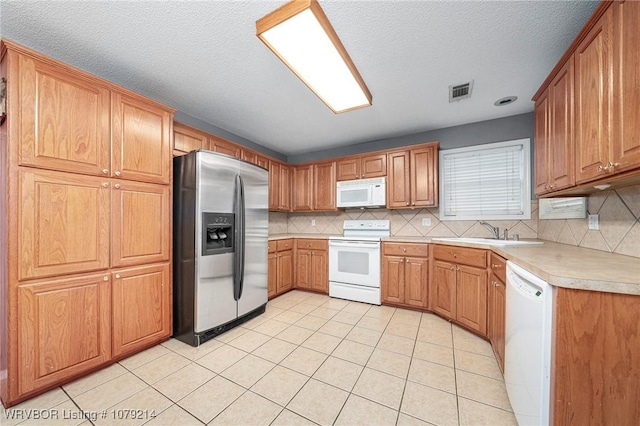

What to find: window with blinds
left=439, top=139, right=531, bottom=221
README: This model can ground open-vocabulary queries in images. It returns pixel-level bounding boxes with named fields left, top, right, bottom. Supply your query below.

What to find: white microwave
left=336, top=177, right=386, bottom=208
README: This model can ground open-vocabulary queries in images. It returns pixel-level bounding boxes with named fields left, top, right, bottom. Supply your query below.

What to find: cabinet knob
left=406, top=202, right=410, bottom=206
left=114, top=184, right=121, bottom=189
left=103, top=276, right=108, bottom=281
left=102, top=183, right=109, bottom=188
left=492, top=264, right=502, bottom=268
left=402, top=248, right=406, bottom=252
left=412, top=202, right=415, bottom=206
left=456, top=266, right=460, bottom=271
left=401, top=258, right=405, bottom=262
left=496, top=283, right=502, bottom=287
left=115, top=274, right=121, bottom=279
left=115, top=170, right=121, bottom=177
left=450, top=266, right=455, bottom=271
left=452, top=253, right=457, bottom=258
left=102, top=169, right=109, bottom=175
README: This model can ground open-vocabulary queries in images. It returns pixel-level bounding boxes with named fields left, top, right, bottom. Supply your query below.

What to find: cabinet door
left=292, top=165, right=313, bottom=211
left=269, top=162, right=281, bottom=211
left=310, top=250, right=328, bottom=293
left=277, top=250, right=294, bottom=293
left=336, top=158, right=359, bottom=181
left=112, top=92, right=172, bottom=184
left=382, top=255, right=404, bottom=304
left=268, top=251, right=277, bottom=299
left=456, top=265, right=487, bottom=335
left=405, top=257, right=428, bottom=308
left=313, top=161, right=336, bottom=211
left=18, top=169, right=110, bottom=281
left=279, top=164, right=292, bottom=211
left=241, top=149, right=257, bottom=165
left=549, top=58, right=575, bottom=192
left=431, top=260, right=456, bottom=319
left=18, top=53, right=111, bottom=177
left=112, top=181, right=170, bottom=268
left=575, top=7, right=613, bottom=184
left=256, top=155, right=270, bottom=170
left=173, top=123, right=208, bottom=156
left=112, top=263, right=171, bottom=357
left=18, top=273, right=111, bottom=393
left=295, top=249, right=312, bottom=290
left=387, top=151, right=411, bottom=209
left=410, top=146, right=438, bottom=207
left=487, top=277, right=496, bottom=344
left=210, top=136, right=240, bottom=158
left=534, top=91, right=550, bottom=196
left=612, top=0, right=640, bottom=173
left=361, top=154, right=387, bottom=179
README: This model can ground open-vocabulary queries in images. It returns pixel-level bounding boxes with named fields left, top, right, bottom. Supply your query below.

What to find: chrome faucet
left=479, top=221, right=500, bottom=239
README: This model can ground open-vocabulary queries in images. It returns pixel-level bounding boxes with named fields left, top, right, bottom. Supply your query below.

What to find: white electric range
left=328, top=220, right=390, bottom=305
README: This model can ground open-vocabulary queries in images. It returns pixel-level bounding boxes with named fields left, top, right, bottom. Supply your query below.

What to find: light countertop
left=268, top=233, right=640, bottom=296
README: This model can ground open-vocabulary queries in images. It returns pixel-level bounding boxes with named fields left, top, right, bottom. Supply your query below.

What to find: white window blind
left=439, top=139, right=531, bottom=221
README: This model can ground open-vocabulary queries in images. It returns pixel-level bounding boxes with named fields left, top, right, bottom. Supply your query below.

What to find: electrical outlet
left=588, top=214, right=599, bottom=230
left=421, top=218, right=432, bottom=227
left=311, top=219, right=316, bottom=226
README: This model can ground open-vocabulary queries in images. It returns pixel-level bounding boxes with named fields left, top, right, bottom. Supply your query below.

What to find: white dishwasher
left=504, top=261, right=554, bottom=426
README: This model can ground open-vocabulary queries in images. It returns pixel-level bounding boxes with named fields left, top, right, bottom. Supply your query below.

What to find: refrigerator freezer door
left=236, top=160, right=269, bottom=317
left=195, top=152, right=238, bottom=332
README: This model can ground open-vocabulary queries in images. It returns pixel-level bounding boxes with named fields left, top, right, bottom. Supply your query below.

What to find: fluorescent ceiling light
left=256, top=0, right=372, bottom=113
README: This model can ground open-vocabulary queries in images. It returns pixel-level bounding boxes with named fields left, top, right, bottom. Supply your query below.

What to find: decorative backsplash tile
left=538, top=184, right=640, bottom=258
left=269, top=184, right=640, bottom=259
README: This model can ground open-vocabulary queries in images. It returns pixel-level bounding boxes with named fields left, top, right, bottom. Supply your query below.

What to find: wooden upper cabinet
left=535, top=59, right=575, bottom=196
left=112, top=91, right=172, bottom=184
left=173, top=122, right=208, bottom=156
left=241, top=149, right=257, bottom=165
left=17, top=53, right=111, bottom=176
left=336, top=153, right=387, bottom=181
left=18, top=273, right=111, bottom=393
left=210, top=136, right=240, bottom=158
left=611, top=0, right=640, bottom=173
left=292, top=165, right=313, bottom=211
left=111, top=181, right=171, bottom=268
left=269, top=161, right=291, bottom=211
left=279, top=164, right=291, bottom=211
left=112, top=263, right=171, bottom=358
left=387, top=151, right=411, bottom=208
left=313, top=161, right=336, bottom=211
left=410, top=146, right=438, bottom=207
left=575, top=7, right=613, bottom=184
left=18, top=168, right=110, bottom=281
left=534, top=90, right=550, bottom=195
left=256, top=155, right=270, bottom=170
left=388, top=143, right=438, bottom=209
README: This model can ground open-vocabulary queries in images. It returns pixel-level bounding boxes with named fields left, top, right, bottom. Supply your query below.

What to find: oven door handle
left=329, top=241, right=380, bottom=248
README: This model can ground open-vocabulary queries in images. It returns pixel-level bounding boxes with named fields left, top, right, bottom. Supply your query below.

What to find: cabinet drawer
left=383, top=243, right=429, bottom=257
left=490, top=253, right=507, bottom=283
left=276, top=239, right=294, bottom=251
left=432, top=245, right=487, bottom=268
left=268, top=241, right=277, bottom=253
left=296, top=239, right=327, bottom=251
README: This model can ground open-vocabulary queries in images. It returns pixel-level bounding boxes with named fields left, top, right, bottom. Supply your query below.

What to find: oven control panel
left=343, top=220, right=390, bottom=230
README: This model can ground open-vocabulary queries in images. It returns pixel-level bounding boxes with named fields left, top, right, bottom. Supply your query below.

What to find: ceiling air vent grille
left=449, top=81, right=473, bottom=102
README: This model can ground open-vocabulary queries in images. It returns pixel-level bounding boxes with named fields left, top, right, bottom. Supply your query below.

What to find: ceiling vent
left=449, top=81, right=473, bottom=102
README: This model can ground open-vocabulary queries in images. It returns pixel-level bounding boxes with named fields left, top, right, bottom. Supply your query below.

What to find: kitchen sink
left=431, top=237, right=544, bottom=246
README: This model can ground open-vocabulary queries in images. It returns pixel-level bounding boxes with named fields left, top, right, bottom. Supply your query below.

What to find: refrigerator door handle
left=233, top=174, right=245, bottom=301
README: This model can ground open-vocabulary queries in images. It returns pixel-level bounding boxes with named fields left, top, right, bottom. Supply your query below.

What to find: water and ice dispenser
left=202, top=212, right=234, bottom=255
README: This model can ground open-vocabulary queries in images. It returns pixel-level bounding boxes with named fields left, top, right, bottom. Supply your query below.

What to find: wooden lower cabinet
left=431, top=245, right=488, bottom=335
left=295, top=239, right=328, bottom=293
left=17, top=273, right=111, bottom=394
left=488, top=272, right=506, bottom=372
left=268, top=239, right=294, bottom=298
left=112, top=263, right=171, bottom=358
left=381, top=243, right=429, bottom=308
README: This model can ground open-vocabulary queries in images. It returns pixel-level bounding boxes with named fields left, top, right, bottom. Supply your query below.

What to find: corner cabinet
left=387, top=143, right=438, bottom=209
left=1, top=40, right=174, bottom=407
left=431, top=245, right=488, bottom=335
left=381, top=243, right=429, bottom=308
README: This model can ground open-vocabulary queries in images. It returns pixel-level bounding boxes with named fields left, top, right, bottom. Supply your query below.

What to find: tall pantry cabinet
left=0, top=40, right=174, bottom=407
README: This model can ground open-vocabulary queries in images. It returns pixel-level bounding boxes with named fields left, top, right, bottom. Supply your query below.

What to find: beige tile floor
left=2, top=291, right=517, bottom=426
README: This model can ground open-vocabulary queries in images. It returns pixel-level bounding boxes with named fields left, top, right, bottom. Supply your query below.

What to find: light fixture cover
left=256, top=0, right=372, bottom=113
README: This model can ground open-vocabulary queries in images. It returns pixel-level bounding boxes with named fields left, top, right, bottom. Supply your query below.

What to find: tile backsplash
left=269, top=183, right=640, bottom=259
left=538, top=184, right=640, bottom=258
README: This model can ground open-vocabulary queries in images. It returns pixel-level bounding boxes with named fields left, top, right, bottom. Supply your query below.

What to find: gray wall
left=174, top=111, right=287, bottom=161
left=287, top=112, right=534, bottom=164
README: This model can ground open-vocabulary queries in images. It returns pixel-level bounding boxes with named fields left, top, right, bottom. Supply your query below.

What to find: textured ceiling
left=0, top=1, right=598, bottom=156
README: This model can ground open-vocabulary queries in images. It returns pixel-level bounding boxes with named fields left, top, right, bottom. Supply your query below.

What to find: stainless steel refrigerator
left=173, top=150, right=268, bottom=346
